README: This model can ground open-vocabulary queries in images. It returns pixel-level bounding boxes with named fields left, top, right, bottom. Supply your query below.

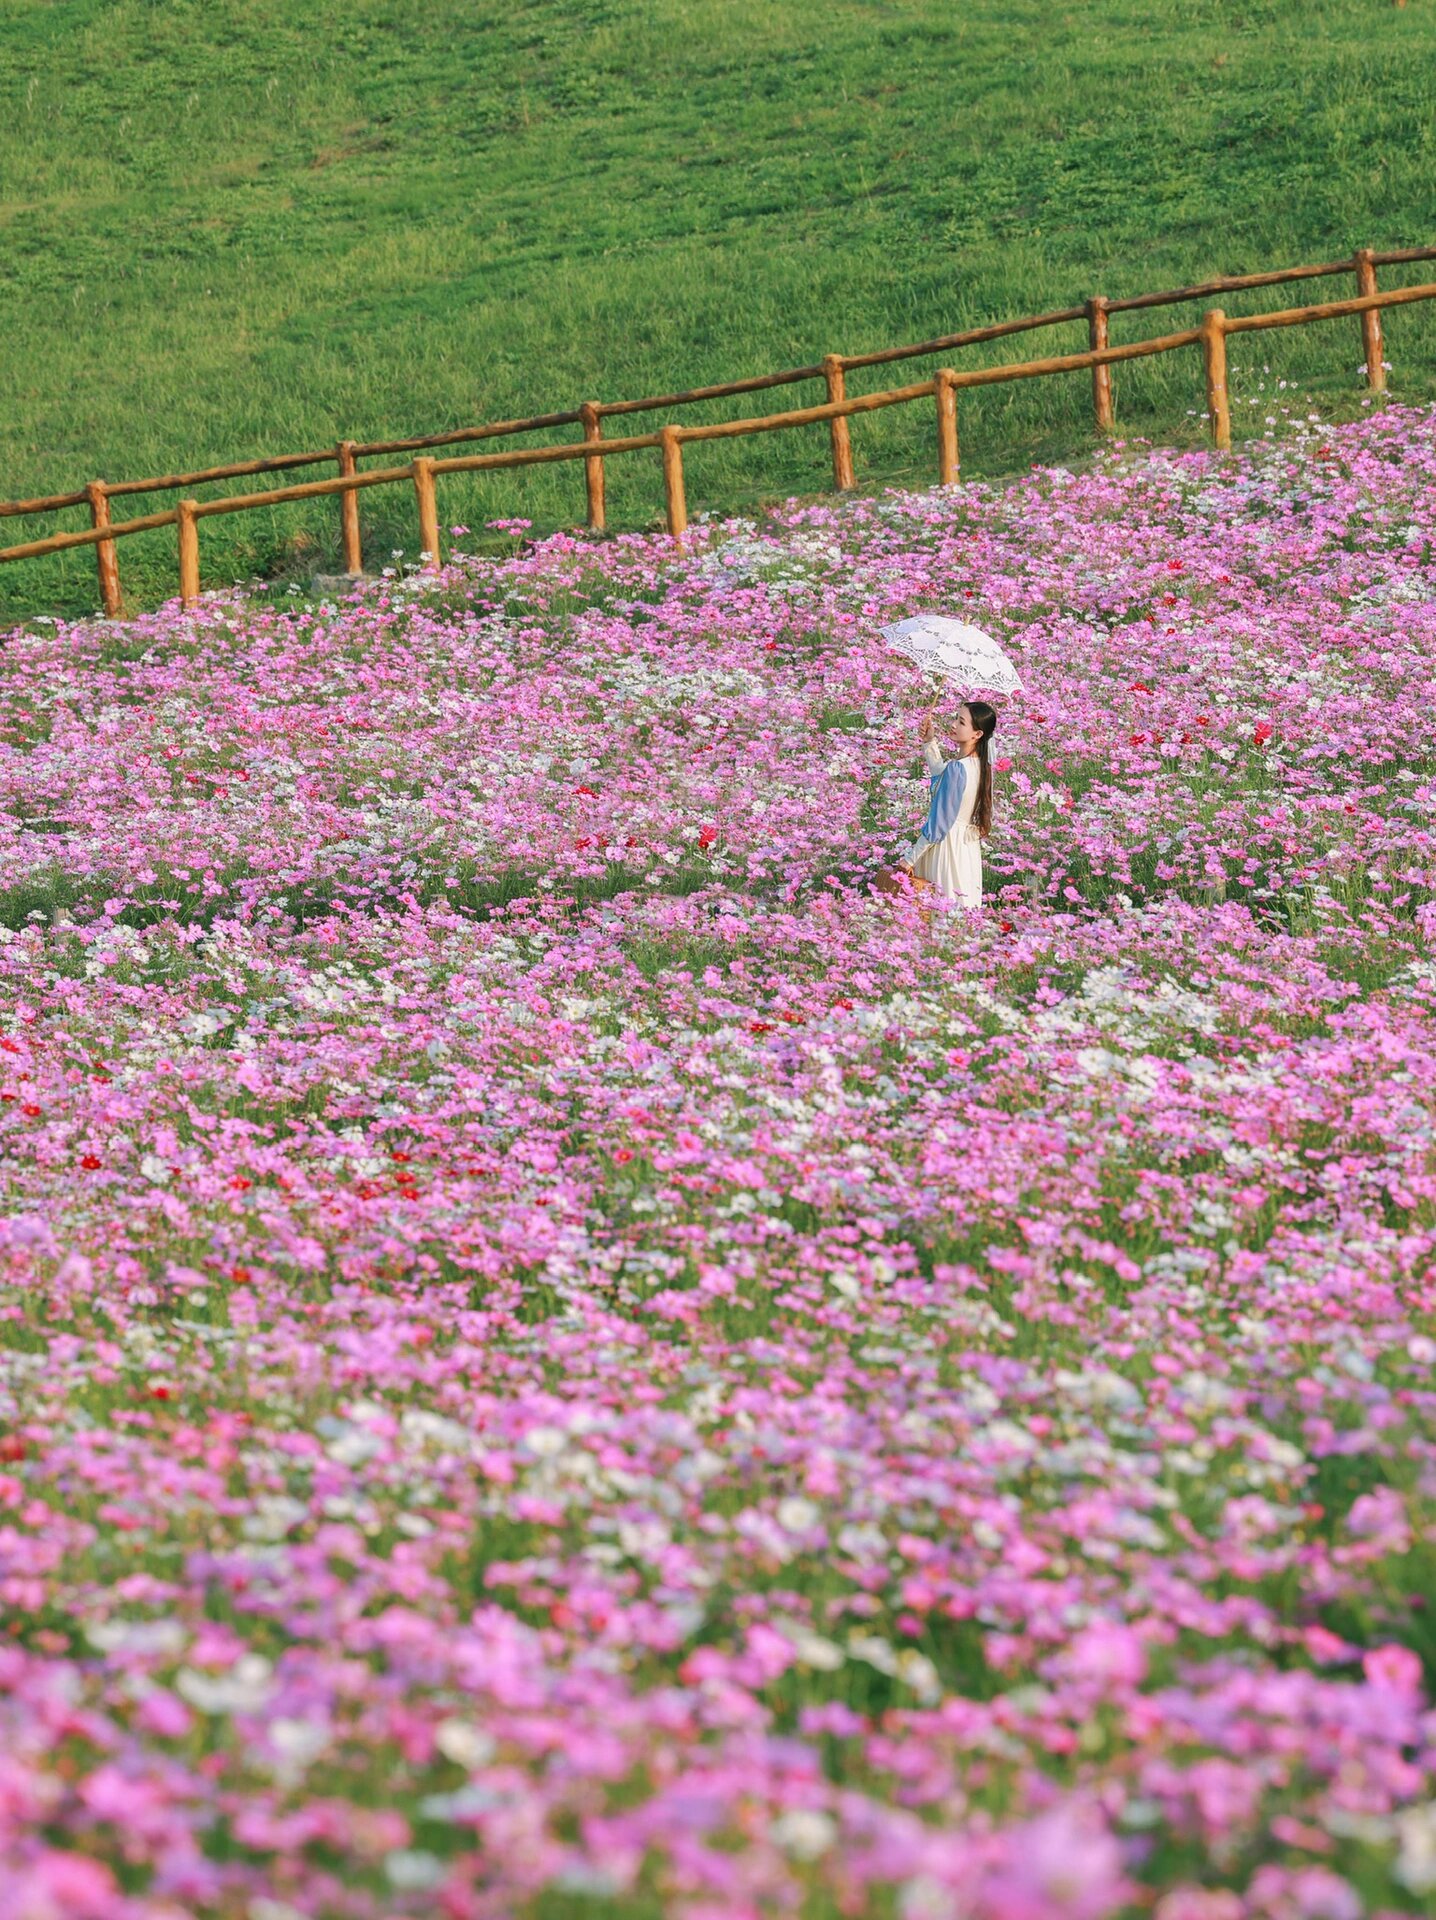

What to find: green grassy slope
left=3, top=0, right=1435, bottom=617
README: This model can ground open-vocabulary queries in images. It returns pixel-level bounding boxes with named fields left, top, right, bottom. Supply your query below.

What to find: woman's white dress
left=907, top=743, right=983, bottom=908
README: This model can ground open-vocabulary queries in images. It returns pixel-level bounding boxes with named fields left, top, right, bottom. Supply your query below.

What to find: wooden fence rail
left=2, top=243, right=1434, bottom=615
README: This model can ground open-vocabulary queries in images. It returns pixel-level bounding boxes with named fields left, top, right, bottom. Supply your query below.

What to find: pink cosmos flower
left=1363, top=1643, right=1424, bottom=1700
left=982, top=1804, right=1135, bottom=1919
left=7, top=1852, right=119, bottom=1920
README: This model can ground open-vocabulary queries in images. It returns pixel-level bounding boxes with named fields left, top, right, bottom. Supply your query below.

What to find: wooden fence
left=2, top=243, right=1433, bottom=615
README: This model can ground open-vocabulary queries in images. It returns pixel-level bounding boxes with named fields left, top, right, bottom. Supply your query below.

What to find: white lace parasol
left=880, top=615, right=1024, bottom=696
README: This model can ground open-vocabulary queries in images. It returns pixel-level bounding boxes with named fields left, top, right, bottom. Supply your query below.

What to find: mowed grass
left=2, top=0, right=1435, bottom=618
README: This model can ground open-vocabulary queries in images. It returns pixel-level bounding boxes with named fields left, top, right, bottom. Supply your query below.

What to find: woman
left=902, top=700, right=996, bottom=908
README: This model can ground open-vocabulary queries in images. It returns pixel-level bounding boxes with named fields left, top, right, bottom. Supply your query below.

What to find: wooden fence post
left=1354, top=249, right=1386, bottom=392
left=1201, top=309, right=1231, bottom=450
left=823, top=354, right=855, bottom=490
left=580, top=403, right=607, bottom=531
left=177, top=500, right=200, bottom=608
left=661, top=427, right=688, bottom=542
left=85, top=481, right=122, bottom=617
left=337, top=441, right=363, bottom=572
left=935, top=371, right=960, bottom=485
left=1086, top=298, right=1115, bottom=431
left=412, top=457, right=441, bottom=571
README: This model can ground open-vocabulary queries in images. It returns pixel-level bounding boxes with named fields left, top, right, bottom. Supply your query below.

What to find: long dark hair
left=965, top=700, right=997, bottom=839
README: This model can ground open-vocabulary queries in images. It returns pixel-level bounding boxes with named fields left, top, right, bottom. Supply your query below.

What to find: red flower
left=575, top=785, right=597, bottom=797
left=229, top=1176, right=252, bottom=1191
left=391, top=1150, right=412, bottom=1163
left=613, top=1148, right=633, bottom=1164
left=0, top=1435, right=25, bottom=1463
left=747, top=1021, right=774, bottom=1034
left=1168, top=560, right=1184, bottom=572
left=20, top=1104, right=40, bottom=1118
left=999, top=920, right=1014, bottom=933
left=1253, top=722, right=1274, bottom=747
left=698, top=825, right=718, bottom=848
left=80, top=1153, right=101, bottom=1170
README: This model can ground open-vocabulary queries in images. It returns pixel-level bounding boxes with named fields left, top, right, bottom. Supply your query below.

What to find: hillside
left=1, top=408, right=1435, bottom=1912
left=3, top=0, right=1436, bottom=616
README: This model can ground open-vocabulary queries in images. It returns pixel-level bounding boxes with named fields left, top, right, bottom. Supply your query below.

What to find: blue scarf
left=919, top=756, right=967, bottom=845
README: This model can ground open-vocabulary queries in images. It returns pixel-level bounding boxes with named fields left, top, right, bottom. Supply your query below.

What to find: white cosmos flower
left=776, top=1496, right=819, bottom=1533
left=176, top=1654, right=273, bottom=1714
left=774, top=1618, right=845, bottom=1671
left=1396, top=1803, right=1436, bottom=1892
left=770, top=1809, right=837, bottom=1861
left=385, top=1849, right=446, bottom=1890
left=434, top=1718, right=496, bottom=1770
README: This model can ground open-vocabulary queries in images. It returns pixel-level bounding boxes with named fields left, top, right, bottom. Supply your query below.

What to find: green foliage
left=2, top=0, right=1435, bottom=618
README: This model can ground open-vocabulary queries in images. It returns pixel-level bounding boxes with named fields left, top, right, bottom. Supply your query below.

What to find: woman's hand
left=917, top=713, right=934, bottom=744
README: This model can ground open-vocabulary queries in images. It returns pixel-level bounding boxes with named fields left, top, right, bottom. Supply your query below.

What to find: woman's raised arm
left=917, top=712, right=945, bottom=774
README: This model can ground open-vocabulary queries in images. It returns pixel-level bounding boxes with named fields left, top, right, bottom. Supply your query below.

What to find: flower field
left=2, top=403, right=1436, bottom=1919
